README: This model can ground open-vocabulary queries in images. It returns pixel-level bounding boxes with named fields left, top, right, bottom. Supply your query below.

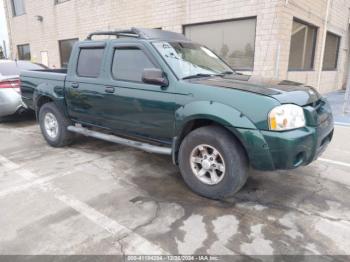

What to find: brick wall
left=4, top=0, right=350, bottom=93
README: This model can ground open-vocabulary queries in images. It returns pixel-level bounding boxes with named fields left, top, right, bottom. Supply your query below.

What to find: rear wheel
left=39, top=102, right=74, bottom=147
left=178, top=126, right=248, bottom=199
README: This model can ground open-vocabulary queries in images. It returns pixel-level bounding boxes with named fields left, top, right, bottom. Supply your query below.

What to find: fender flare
left=172, top=101, right=258, bottom=164
left=175, top=100, right=257, bottom=134
left=33, top=82, right=67, bottom=117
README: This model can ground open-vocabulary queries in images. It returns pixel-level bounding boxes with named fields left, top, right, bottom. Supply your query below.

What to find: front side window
left=323, top=32, right=341, bottom=70
left=184, top=18, right=256, bottom=70
left=59, top=38, right=78, bottom=68
left=112, top=48, right=155, bottom=82
left=153, top=41, right=233, bottom=79
left=11, top=0, right=25, bottom=16
left=288, top=19, right=317, bottom=71
left=17, top=44, right=31, bottom=60
left=77, top=48, right=104, bottom=78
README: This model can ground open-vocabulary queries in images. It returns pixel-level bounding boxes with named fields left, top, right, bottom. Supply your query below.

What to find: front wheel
left=39, top=102, right=74, bottom=147
left=178, top=126, right=248, bottom=200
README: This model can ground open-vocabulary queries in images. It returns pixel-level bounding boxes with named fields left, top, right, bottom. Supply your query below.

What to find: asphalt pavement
left=0, top=114, right=350, bottom=258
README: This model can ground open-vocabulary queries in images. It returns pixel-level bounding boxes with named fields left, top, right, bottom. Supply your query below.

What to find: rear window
left=0, top=61, right=45, bottom=76
left=77, top=48, right=104, bottom=78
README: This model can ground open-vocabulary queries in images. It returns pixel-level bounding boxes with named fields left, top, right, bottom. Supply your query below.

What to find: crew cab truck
left=20, top=28, right=334, bottom=199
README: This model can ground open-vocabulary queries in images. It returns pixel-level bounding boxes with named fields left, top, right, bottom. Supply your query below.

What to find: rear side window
left=112, top=48, right=155, bottom=82
left=77, top=48, right=104, bottom=78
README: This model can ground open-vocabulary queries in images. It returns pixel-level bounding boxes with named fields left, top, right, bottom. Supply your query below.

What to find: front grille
left=308, top=99, right=324, bottom=109
left=303, top=98, right=332, bottom=126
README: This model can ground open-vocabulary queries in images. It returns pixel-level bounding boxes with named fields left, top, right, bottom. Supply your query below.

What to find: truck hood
left=190, top=74, right=321, bottom=106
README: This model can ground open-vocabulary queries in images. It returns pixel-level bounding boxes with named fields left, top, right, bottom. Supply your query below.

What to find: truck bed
left=20, top=69, right=67, bottom=110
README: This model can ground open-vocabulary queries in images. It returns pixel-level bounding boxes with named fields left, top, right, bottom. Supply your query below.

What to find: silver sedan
left=0, top=60, right=47, bottom=118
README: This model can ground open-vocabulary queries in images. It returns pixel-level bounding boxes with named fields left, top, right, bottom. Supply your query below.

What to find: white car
left=0, top=60, right=47, bottom=119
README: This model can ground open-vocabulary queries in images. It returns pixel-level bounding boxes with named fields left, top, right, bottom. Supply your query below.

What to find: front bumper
left=0, top=89, right=26, bottom=117
left=233, top=99, right=334, bottom=171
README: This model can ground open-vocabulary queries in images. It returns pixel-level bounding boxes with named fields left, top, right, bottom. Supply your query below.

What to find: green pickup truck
left=20, top=28, right=334, bottom=199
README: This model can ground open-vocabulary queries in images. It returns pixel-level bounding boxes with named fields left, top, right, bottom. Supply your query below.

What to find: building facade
left=4, top=0, right=350, bottom=93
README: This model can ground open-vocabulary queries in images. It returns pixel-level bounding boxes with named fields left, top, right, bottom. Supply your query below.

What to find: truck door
left=102, top=43, right=178, bottom=143
left=65, top=43, right=108, bottom=126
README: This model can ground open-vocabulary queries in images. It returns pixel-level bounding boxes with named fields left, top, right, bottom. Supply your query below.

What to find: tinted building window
left=288, top=19, right=317, bottom=70
left=184, top=18, right=256, bottom=70
left=323, top=32, right=341, bottom=70
left=59, top=38, right=78, bottom=68
left=17, top=44, right=31, bottom=60
left=11, top=0, right=25, bottom=16
left=112, top=49, right=155, bottom=82
left=77, top=48, right=104, bottom=78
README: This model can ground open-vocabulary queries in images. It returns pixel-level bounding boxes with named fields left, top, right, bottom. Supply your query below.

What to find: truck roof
left=86, top=27, right=189, bottom=42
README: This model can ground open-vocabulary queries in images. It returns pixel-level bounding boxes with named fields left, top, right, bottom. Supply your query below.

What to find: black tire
left=38, top=102, right=74, bottom=147
left=178, top=126, right=248, bottom=200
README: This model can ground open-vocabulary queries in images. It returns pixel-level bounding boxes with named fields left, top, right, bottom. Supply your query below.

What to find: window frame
left=11, top=0, right=26, bottom=17
left=110, top=44, right=160, bottom=84
left=288, top=18, right=318, bottom=72
left=182, top=16, right=257, bottom=71
left=76, top=47, right=105, bottom=78
left=322, top=31, right=341, bottom=71
left=17, top=44, right=31, bottom=60
left=58, top=38, right=79, bottom=68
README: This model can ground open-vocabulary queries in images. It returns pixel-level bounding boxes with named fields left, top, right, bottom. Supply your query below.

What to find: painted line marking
left=318, top=158, right=350, bottom=168
left=0, top=155, right=167, bottom=255
left=0, top=171, right=72, bottom=198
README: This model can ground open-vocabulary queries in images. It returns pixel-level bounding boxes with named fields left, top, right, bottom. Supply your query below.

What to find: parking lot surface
left=1, top=114, right=350, bottom=256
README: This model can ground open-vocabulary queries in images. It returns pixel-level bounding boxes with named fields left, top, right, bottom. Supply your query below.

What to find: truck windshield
left=153, top=41, right=234, bottom=79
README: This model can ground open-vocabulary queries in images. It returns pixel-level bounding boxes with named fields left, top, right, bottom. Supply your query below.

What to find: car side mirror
left=142, top=68, right=168, bottom=88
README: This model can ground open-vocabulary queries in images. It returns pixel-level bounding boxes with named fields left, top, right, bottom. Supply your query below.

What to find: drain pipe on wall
left=317, top=0, right=332, bottom=92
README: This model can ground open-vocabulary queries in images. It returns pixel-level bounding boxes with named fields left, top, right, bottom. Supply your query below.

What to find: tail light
left=0, top=79, right=20, bottom=89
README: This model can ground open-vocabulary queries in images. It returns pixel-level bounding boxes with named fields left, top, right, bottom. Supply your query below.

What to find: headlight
left=268, top=104, right=305, bottom=131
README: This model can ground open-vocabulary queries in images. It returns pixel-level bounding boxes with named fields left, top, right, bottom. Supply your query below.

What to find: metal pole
left=344, top=87, right=350, bottom=113
left=342, top=9, right=350, bottom=114
left=275, top=43, right=281, bottom=79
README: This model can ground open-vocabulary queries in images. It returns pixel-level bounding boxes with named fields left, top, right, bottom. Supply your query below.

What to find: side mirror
left=142, top=68, right=168, bottom=87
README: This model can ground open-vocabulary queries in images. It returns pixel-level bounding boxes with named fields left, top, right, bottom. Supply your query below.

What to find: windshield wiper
left=182, top=73, right=213, bottom=80
left=216, top=71, right=234, bottom=76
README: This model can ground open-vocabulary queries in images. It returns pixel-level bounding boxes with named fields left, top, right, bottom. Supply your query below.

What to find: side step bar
left=67, top=125, right=172, bottom=155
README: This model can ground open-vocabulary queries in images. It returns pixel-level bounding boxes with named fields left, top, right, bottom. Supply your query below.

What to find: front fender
left=175, top=101, right=257, bottom=135
left=173, top=101, right=276, bottom=169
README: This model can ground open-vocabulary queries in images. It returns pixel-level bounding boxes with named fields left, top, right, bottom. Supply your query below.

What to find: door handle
left=105, top=86, right=115, bottom=94
left=71, top=82, right=79, bottom=88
